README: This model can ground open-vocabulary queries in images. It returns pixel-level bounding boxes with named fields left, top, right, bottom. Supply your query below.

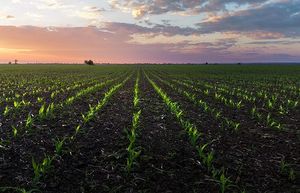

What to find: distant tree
left=14, top=59, right=18, bottom=64
left=8, top=61, right=12, bottom=64
left=84, top=60, right=94, bottom=65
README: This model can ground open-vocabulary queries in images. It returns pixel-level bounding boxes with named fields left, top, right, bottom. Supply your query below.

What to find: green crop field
left=0, top=64, right=299, bottom=193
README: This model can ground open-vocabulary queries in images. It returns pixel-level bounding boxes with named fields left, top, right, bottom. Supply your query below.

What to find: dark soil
left=0, top=66, right=299, bottom=193
left=149, top=73, right=299, bottom=193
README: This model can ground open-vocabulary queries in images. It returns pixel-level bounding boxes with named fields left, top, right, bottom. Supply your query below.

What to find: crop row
left=145, top=72, right=236, bottom=193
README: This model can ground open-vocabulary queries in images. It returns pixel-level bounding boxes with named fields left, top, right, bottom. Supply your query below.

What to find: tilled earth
left=0, top=67, right=299, bottom=193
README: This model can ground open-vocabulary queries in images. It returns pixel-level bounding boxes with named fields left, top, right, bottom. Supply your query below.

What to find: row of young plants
left=151, top=70, right=298, bottom=184
left=1, top=75, right=133, bottom=193
left=150, top=72, right=241, bottom=132
left=174, top=78, right=298, bottom=181
left=0, top=74, right=92, bottom=104
left=3, top=73, right=127, bottom=151
left=0, top=74, right=117, bottom=117
left=157, top=70, right=298, bottom=115
left=205, top=79, right=299, bottom=115
left=183, top=78, right=298, bottom=116
left=1, top=77, right=97, bottom=117
left=185, top=79, right=285, bottom=131
left=145, top=72, right=239, bottom=193
left=162, top=75, right=285, bottom=131
left=125, top=72, right=141, bottom=173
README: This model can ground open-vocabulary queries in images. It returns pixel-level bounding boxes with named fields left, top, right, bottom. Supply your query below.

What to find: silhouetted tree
left=14, top=59, right=18, bottom=64
left=8, top=61, right=12, bottom=64
left=84, top=60, right=94, bottom=65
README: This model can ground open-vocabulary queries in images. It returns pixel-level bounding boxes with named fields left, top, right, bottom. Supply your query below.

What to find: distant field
left=0, top=64, right=299, bottom=193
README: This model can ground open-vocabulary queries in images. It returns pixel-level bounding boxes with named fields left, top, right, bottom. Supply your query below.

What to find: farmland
left=0, top=64, right=299, bottom=193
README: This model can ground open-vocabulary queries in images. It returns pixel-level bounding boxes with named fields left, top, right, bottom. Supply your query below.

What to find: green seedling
left=38, top=103, right=46, bottom=119
left=197, top=143, right=209, bottom=160
left=126, top=149, right=141, bottom=173
left=45, top=103, right=54, bottom=118
left=204, top=151, right=214, bottom=171
left=25, top=114, right=34, bottom=130
left=37, top=97, right=43, bottom=103
left=55, top=137, right=66, bottom=155
left=32, top=156, right=53, bottom=182
left=280, top=159, right=296, bottom=181
left=189, top=129, right=201, bottom=147
left=289, top=168, right=296, bottom=181
left=3, top=106, right=10, bottom=116
left=12, top=125, right=18, bottom=138
left=75, top=124, right=81, bottom=135
left=219, top=172, right=232, bottom=193
left=236, top=100, right=243, bottom=109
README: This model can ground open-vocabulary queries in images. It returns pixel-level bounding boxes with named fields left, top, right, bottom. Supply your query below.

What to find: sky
left=0, top=0, right=299, bottom=63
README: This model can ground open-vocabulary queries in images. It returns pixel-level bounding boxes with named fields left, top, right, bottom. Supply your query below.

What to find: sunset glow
left=0, top=0, right=299, bottom=63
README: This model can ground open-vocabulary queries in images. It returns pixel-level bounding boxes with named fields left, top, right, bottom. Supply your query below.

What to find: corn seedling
left=38, top=103, right=46, bottom=119
left=37, top=97, right=43, bottom=103
left=197, top=143, right=209, bottom=160
left=55, top=137, right=66, bottom=155
left=289, top=168, right=296, bottom=181
left=189, top=128, right=201, bottom=147
left=267, top=99, right=274, bottom=109
left=236, top=100, right=243, bottom=109
left=280, top=159, right=296, bottom=181
left=132, top=110, right=141, bottom=130
left=82, top=105, right=96, bottom=124
left=133, top=74, right=140, bottom=108
left=204, top=151, right=214, bottom=171
left=3, top=106, right=10, bottom=116
left=32, top=156, right=53, bottom=182
left=45, top=103, right=54, bottom=118
left=12, top=125, right=18, bottom=138
left=13, top=100, right=22, bottom=109
left=25, top=114, right=34, bottom=129
left=219, top=172, right=232, bottom=193
left=266, top=113, right=277, bottom=127
left=75, top=124, right=81, bottom=135
left=126, top=148, right=141, bottom=173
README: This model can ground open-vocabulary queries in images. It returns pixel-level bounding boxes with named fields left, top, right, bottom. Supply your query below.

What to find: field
left=0, top=64, right=299, bottom=193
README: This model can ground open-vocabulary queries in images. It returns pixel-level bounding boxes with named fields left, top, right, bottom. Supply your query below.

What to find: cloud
left=6, top=15, right=15, bottom=19
left=1, top=25, right=299, bottom=63
left=247, top=40, right=300, bottom=45
left=109, top=0, right=269, bottom=18
left=25, top=12, right=43, bottom=19
left=72, top=6, right=104, bottom=22
left=103, top=22, right=199, bottom=37
left=198, top=0, right=300, bottom=37
left=12, top=0, right=21, bottom=3
left=32, top=0, right=75, bottom=10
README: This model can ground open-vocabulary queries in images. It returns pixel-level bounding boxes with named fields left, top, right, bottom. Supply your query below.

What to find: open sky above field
left=0, top=0, right=299, bottom=63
